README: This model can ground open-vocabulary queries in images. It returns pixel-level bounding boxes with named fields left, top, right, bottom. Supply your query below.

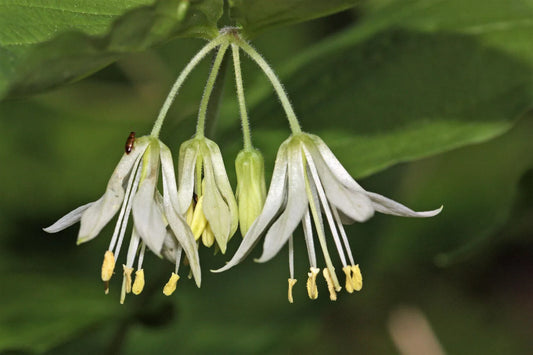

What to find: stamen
left=323, top=268, right=338, bottom=301
left=343, top=266, right=354, bottom=293
left=163, top=273, right=180, bottom=296
left=174, top=245, right=183, bottom=274
left=288, top=235, right=295, bottom=279
left=288, top=278, right=297, bottom=303
left=123, top=265, right=134, bottom=293
left=305, top=149, right=348, bottom=268
left=306, top=267, right=320, bottom=300
left=113, top=160, right=143, bottom=259
left=332, top=207, right=356, bottom=266
left=202, top=224, right=215, bottom=247
left=132, top=269, right=145, bottom=295
left=190, top=195, right=208, bottom=240
left=108, top=154, right=143, bottom=253
left=351, top=264, right=363, bottom=291
left=101, top=250, right=116, bottom=282
left=302, top=211, right=317, bottom=268
left=137, top=242, right=146, bottom=270
left=302, top=161, right=341, bottom=291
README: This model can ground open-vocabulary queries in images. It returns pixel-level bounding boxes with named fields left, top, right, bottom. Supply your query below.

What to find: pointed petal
left=309, top=134, right=366, bottom=192
left=176, top=140, right=198, bottom=214
left=43, top=202, right=94, bottom=233
left=77, top=139, right=149, bottom=243
left=205, top=139, right=239, bottom=238
left=256, top=141, right=308, bottom=263
left=304, top=145, right=374, bottom=223
left=132, top=142, right=166, bottom=255
left=366, top=191, right=443, bottom=217
left=161, top=143, right=202, bottom=286
left=202, top=147, right=231, bottom=254
left=212, top=141, right=289, bottom=273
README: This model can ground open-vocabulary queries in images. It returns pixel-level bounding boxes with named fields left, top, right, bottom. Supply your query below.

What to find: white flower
left=214, top=133, right=442, bottom=302
left=177, top=136, right=238, bottom=254
left=44, top=135, right=201, bottom=302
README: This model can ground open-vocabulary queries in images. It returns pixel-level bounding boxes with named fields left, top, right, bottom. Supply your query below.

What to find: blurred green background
left=1, top=0, right=532, bottom=354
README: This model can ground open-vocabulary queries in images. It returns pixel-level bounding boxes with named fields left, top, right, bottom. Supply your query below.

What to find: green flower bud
left=235, top=148, right=266, bottom=236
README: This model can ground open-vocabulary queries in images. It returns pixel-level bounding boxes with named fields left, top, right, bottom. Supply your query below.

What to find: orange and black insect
left=125, top=132, right=135, bottom=154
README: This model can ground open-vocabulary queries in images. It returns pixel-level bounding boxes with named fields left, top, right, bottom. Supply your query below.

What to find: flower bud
left=235, top=149, right=266, bottom=236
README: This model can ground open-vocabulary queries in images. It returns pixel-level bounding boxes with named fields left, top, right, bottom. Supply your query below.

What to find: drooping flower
left=44, top=135, right=201, bottom=302
left=177, top=136, right=238, bottom=253
left=235, top=148, right=266, bottom=236
left=214, top=133, right=442, bottom=302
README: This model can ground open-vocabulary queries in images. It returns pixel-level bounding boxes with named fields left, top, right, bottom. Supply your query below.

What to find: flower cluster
left=45, top=28, right=442, bottom=303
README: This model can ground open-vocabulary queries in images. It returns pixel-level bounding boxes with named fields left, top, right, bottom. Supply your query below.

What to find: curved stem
left=150, top=36, right=224, bottom=138
left=231, top=44, right=253, bottom=150
left=196, top=43, right=230, bottom=137
left=235, top=38, right=302, bottom=134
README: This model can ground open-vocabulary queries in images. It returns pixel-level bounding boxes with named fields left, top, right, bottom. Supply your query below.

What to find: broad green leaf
left=222, top=0, right=533, bottom=179
left=228, top=0, right=358, bottom=38
left=0, top=0, right=223, bottom=99
left=370, top=115, right=533, bottom=270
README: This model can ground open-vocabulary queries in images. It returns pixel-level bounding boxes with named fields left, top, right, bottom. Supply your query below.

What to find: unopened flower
left=214, top=133, right=442, bottom=302
left=44, top=135, right=201, bottom=303
left=235, top=148, right=266, bottom=236
left=177, top=136, right=238, bottom=253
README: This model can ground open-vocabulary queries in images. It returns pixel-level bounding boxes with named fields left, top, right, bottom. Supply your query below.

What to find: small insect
left=125, top=131, right=135, bottom=154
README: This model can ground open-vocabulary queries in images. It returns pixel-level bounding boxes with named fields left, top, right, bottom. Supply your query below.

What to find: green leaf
left=0, top=0, right=223, bottom=99
left=228, top=0, right=358, bottom=38
left=224, top=0, right=533, bottom=179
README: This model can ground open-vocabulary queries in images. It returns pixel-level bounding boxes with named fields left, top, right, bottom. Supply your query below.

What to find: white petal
left=43, top=202, right=94, bottom=233
left=366, top=191, right=443, bottom=217
left=304, top=145, right=374, bottom=222
left=212, top=141, right=289, bottom=273
left=205, top=139, right=239, bottom=238
left=132, top=142, right=166, bottom=255
left=309, top=134, right=366, bottom=192
left=161, top=143, right=202, bottom=286
left=257, top=141, right=308, bottom=263
left=176, top=140, right=198, bottom=214
left=201, top=147, right=232, bottom=254
left=77, top=139, right=149, bottom=244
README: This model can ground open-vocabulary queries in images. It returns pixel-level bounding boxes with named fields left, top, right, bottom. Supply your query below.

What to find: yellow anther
left=101, top=250, right=115, bottom=282
left=122, top=265, right=134, bottom=293
left=190, top=196, right=208, bottom=240
left=351, top=264, right=363, bottom=291
left=343, top=266, right=354, bottom=293
left=132, top=269, right=145, bottom=295
left=202, top=224, right=215, bottom=247
left=323, top=268, right=338, bottom=301
left=163, top=273, right=180, bottom=296
left=288, top=278, right=297, bottom=303
left=306, top=267, right=320, bottom=300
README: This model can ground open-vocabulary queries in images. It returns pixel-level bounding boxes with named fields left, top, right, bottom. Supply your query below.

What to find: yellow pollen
left=101, top=250, right=115, bottom=282
left=190, top=196, right=207, bottom=240
left=202, top=224, right=215, bottom=247
left=163, top=273, right=180, bottom=296
left=288, top=278, right=297, bottom=303
left=123, top=265, right=134, bottom=293
left=323, top=268, right=338, bottom=301
left=132, top=269, right=145, bottom=295
left=306, top=267, right=320, bottom=300
left=343, top=266, right=354, bottom=293
left=351, top=264, right=363, bottom=291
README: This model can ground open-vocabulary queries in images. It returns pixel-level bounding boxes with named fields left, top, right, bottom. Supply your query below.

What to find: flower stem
left=150, top=36, right=224, bottom=138
left=231, top=44, right=253, bottom=150
left=235, top=38, right=302, bottom=134
left=196, top=43, right=230, bottom=137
